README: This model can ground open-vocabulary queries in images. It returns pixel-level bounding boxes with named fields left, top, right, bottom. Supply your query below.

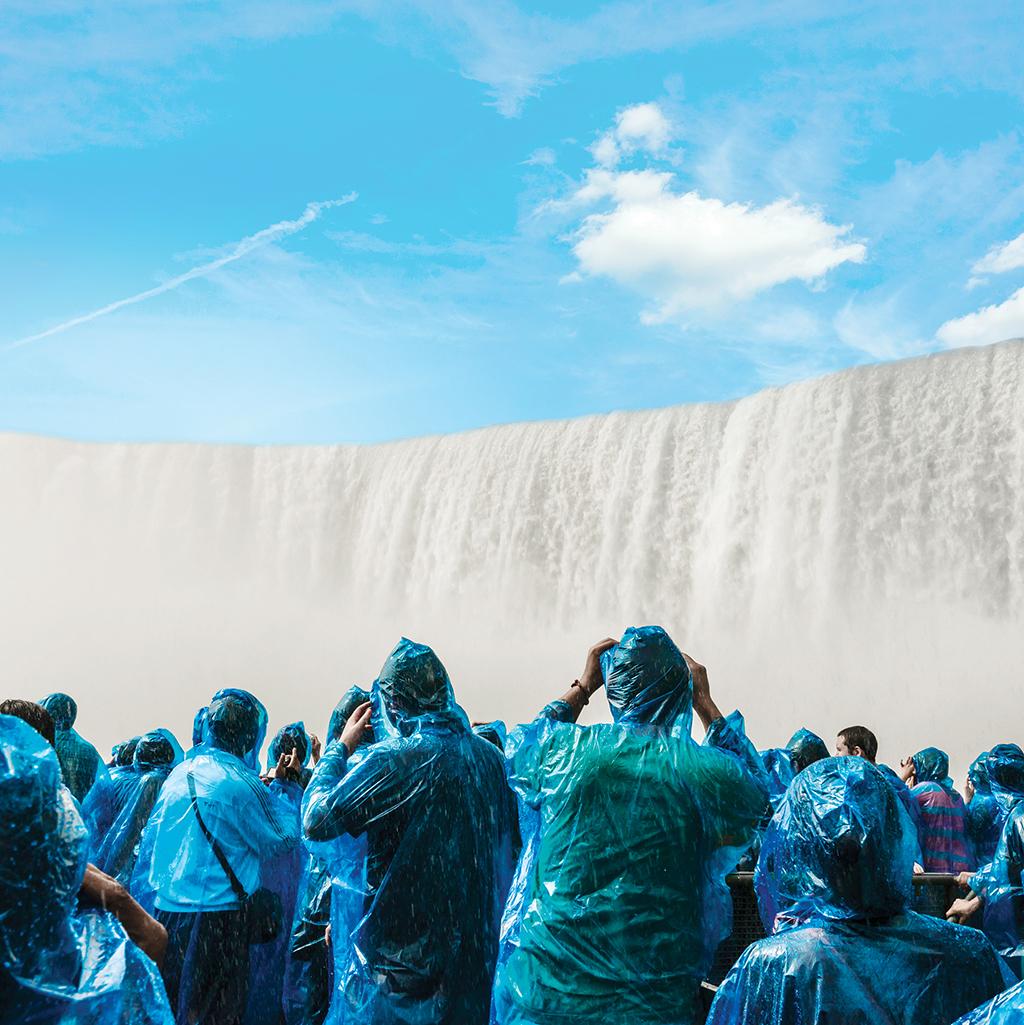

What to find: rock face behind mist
left=2, top=340, right=1022, bottom=779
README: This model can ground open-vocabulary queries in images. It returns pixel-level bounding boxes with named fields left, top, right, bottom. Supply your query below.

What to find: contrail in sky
left=5, top=194, right=357, bottom=350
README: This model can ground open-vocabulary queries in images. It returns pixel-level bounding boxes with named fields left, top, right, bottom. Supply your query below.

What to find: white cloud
left=592, top=101, right=673, bottom=167
left=568, top=166, right=865, bottom=319
left=5, top=196, right=356, bottom=349
left=936, top=286, right=1024, bottom=349
left=970, top=229, right=1024, bottom=284
left=523, top=146, right=556, bottom=166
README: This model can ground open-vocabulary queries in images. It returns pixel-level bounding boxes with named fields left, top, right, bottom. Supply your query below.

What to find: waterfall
left=2, top=340, right=1022, bottom=779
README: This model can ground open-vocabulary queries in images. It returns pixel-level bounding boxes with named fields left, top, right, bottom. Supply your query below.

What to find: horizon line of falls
left=2, top=340, right=1023, bottom=780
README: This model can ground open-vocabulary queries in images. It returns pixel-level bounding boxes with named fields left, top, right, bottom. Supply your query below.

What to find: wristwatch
left=570, top=678, right=589, bottom=705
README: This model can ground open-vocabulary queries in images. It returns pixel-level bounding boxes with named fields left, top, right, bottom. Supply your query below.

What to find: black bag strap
left=186, top=769, right=249, bottom=905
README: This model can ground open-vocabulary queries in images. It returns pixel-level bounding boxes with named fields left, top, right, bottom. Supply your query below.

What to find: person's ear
left=853, top=746, right=864, bottom=758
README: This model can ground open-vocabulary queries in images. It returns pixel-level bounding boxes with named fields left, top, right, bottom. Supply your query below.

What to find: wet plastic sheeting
left=951, top=979, right=1024, bottom=1024
left=709, top=758, right=1013, bottom=1025
left=967, top=745, right=1024, bottom=867
left=755, top=757, right=917, bottom=931
left=246, top=778, right=307, bottom=1025
left=761, top=748, right=795, bottom=809
left=786, top=729, right=829, bottom=774
left=88, top=731, right=181, bottom=885
left=490, top=702, right=573, bottom=1025
left=0, top=713, right=173, bottom=1024
left=326, top=686, right=370, bottom=747
left=473, top=720, right=508, bottom=749
left=283, top=687, right=370, bottom=1025
left=39, top=692, right=103, bottom=803
left=492, top=626, right=767, bottom=1025
left=282, top=848, right=335, bottom=1025
left=132, top=690, right=300, bottom=914
left=972, top=804, right=1024, bottom=973
left=267, top=721, right=313, bottom=790
left=302, top=638, right=517, bottom=1025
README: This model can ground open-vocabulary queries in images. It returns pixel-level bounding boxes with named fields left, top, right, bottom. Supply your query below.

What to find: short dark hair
left=0, top=699, right=56, bottom=747
left=838, top=725, right=878, bottom=762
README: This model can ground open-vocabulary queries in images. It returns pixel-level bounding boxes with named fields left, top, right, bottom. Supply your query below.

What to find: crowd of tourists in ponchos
left=1, top=625, right=1022, bottom=1025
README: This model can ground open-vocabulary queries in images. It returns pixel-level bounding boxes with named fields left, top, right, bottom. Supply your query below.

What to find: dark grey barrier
left=705, top=871, right=966, bottom=988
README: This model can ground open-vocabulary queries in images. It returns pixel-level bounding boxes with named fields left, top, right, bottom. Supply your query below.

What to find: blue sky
left=2, top=2, right=1024, bottom=443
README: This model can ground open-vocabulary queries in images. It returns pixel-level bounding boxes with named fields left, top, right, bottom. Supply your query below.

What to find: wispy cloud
left=968, top=228, right=1024, bottom=287
left=4, top=196, right=356, bottom=350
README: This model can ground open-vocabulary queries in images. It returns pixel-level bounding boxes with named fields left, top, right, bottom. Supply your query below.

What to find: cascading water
left=2, top=340, right=1022, bottom=779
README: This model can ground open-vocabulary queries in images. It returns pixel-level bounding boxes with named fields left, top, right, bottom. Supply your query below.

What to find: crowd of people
left=1, top=625, right=1022, bottom=1025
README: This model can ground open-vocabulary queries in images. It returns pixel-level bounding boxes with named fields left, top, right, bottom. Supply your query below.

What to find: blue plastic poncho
left=283, top=687, right=372, bottom=1025
left=132, top=688, right=299, bottom=912
left=325, top=686, right=371, bottom=748
left=761, top=747, right=796, bottom=808
left=951, top=978, right=1024, bottom=1023
left=493, top=626, right=768, bottom=1025
left=303, top=639, right=517, bottom=1025
left=708, top=757, right=1012, bottom=1024
left=910, top=747, right=974, bottom=873
left=90, top=731, right=181, bottom=885
left=870, top=762, right=926, bottom=865
left=0, top=713, right=174, bottom=1024
left=489, top=701, right=573, bottom=1025
left=473, top=721, right=508, bottom=749
left=786, top=728, right=829, bottom=774
left=246, top=771, right=307, bottom=1025
left=110, top=737, right=141, bottom=769
left=132, top=690, right=301, bottom=1024
left=757, top=729, right=827, bottom=811
left=968, top=746, right=1024, bottom=866
left=190, top=707, right=207, bottom=752
left=971, top=802, right=1024, bottom=974
left=38, top=693, right=103, bottom=803
left=267, top=720, right=313, bottom=790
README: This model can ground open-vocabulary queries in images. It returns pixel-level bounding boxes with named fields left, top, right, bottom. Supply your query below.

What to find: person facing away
left=245, top=720, right=318, bottom=1025
left=491, top=625, right=769, bottom=1025
left=787, top=728, right=829, bottom=773
left=285, top=686, right=371, bottom=1025
left=90, top=730, right=181, bottom=886
left=949, top=799, right=1024, bottom=979
left=38, top=692, right=103, bottom=803
left=760, top=729, right=829, bottom=809
left=965, top=745, right=1024, bottom=866
left=708, top=757, right=1014, bottom=1025
left=302, top=639, right=517, bottom=1025
left=109, top=736, right=142, bottom=770
left=131, top=688, right=302, bottom=1025
left=900, top=746, right=974, bottom=873
left=0, top=713, right=174, bottom=1025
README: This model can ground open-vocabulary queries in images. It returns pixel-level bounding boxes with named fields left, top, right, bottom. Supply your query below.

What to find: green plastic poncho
left=492, top=625, right=768, bottom=1025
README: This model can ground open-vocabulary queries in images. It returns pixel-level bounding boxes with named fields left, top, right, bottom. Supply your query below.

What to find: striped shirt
left=912, top=781, right=974, bottom=873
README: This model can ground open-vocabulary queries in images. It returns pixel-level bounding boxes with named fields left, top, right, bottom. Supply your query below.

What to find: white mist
left=2, top=341, right=1021, bottom=783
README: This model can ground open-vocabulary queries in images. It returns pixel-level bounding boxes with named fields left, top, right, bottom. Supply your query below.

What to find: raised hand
left=272, top=746, right=303, bottom=782
left=341, top=701, right=373, bottom=756
left=580, top=638, right=617, bottom=696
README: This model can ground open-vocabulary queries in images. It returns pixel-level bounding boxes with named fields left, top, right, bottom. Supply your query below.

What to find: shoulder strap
left=186, top=769, right=249, bottom=904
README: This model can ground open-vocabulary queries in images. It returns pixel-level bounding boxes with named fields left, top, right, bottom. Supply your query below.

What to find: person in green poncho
left=492, top=625, right=769, bottom=1025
